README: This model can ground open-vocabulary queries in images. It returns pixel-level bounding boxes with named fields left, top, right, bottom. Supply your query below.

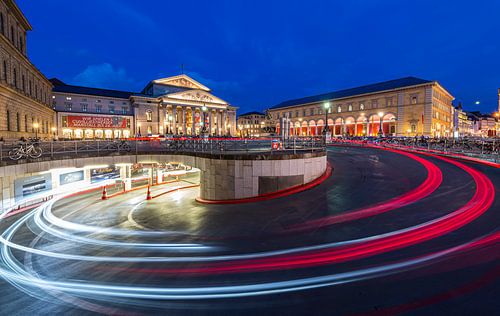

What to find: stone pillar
left=191, top=107, right=196, bottom=135
left=172, top=107, right=177, bottom=134
left=354, top=122, right=358, bottom=135
left=222, top=110, right=227, bottom=135
left=209, top=110, right=213, bottom=136
left=182, top=107, right=187, bottom=135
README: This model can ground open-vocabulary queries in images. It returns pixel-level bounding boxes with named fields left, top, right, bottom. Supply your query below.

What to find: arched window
left=16, top=112, right=20, bottom=131
left=360, top=103, right=365, bottom=110
left=348, top=104, right=353, bottom=111
left=2, top=60, right=6, bottom=81
left=12, top=67, right=17, bottom=88
left=337, top=106, right=342, bottom=113
left=6, top=110, right=10, bottom=131
left=146, top=110, right=153, bottom=122
left=10, top=25, right=14, bottom=43
left=0, top=12, right=4, bottom=35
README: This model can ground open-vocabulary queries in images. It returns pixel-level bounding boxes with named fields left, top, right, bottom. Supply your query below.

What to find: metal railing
left=0, top=137, right=326, bottom=166
left=330, top=137, right=499, bottom=163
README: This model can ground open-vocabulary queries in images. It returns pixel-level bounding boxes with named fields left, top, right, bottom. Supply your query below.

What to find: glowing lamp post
left=51, top=126, right=57, bottom=140
left=377, top=112, right=384, bottom=137
left=323, top=102, right=331, bottom=135
left=33, top=122, right=39, bottom=140
left=201, top=105, right=208, bottom=135
left=168, top=115, right=173, bottom=134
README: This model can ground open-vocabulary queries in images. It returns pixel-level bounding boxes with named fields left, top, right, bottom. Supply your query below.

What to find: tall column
left=354, top=122, right=358, bottom=136
left=209, top=110, right=213, bottom=136
left=182, top=107, right=187, bottom=135
left=218, top=111, right=222, bottom=136
left=222, top=110, right=227, bottom=135
left=172, top=107, right=177, bottom=134
left=191, top=107, right=196, bottom=135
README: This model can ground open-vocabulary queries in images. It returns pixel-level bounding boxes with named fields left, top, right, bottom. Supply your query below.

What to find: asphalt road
left=0, top=146, right=498, bottom=315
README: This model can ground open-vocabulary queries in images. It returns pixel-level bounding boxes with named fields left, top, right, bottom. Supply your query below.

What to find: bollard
left=146, top=185, right=152, bottom=200
left=101, top=186, right=108, bottom=200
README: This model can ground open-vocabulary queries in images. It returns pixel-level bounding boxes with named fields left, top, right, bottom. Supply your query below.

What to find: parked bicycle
left=9, top=140, right=43, bottom=160
left=105, top=140, right=132, bottom=152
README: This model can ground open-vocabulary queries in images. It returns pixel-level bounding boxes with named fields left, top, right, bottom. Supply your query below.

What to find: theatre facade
left=268, top=77, right=454, bottom=138
left=51, top=74, right=237, bottom=139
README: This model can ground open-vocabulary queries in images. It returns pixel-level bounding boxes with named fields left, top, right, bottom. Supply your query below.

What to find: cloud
left=72, top=63, right=136, bottom=90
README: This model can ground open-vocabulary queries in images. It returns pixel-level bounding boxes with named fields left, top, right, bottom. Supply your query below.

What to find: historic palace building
left=0, top=0, right=54, bottom=140
left=51, top=74, right=237, bottom=139
left=132, top=75, right=236, bottom=137
left=268, top=77, right=454, bottom=138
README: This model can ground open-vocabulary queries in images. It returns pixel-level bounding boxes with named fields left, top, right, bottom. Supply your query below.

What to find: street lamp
left=323, top=102, right=331, bottom=135
left=201, top=105, right=208, bottom=135
left=377, top=111, right=384, bottom=137
left=168, top=114, right=173, bottom=134
left=51, top=126, right=57, bottom=140
left=33, top=122, right=39, bottom=140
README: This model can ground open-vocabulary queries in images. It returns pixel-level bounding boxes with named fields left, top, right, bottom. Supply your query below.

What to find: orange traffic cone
left=146, top=185, right=152, bottom=200
left=101, top=186, right=108, bottom=200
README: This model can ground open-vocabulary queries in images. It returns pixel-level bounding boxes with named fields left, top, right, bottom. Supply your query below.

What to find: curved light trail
left=0, top=145, right=497, bottom=313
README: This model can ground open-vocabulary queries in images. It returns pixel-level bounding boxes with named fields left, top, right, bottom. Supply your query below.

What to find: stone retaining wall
left=0, top=151, right=327, bottom=209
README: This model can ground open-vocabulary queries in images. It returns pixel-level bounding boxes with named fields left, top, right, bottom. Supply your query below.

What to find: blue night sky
left=18, top=0, right=500, bottom=114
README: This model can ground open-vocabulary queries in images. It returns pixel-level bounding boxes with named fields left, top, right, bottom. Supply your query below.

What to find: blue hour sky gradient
left=18, top=0, right=500, bottom=114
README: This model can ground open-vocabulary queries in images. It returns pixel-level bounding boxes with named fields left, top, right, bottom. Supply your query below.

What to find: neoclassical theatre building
left=52, top=74, right=237, bottom=139
left=0, top=0, right=54, bottom=140
left=268, top=77, right=454, bottom=138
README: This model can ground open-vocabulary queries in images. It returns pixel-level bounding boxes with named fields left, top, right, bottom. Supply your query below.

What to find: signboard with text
left=65, top=116, right=128, bottom=128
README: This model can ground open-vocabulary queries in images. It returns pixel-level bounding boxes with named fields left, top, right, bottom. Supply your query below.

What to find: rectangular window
left=95, top=105, right=102, bottom=113
left=121, top=107, right=128, bottom=114
left=64, top=102, right=72, bottom=111
left=411, top=96, right=418, bottom=104
left=109, top=106, right=115, bottom=114
left=81, top=104, right=88, bottom=112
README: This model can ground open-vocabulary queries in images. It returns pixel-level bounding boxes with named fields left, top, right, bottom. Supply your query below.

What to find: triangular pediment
left=163, top=89, right=228, bottom=105
left=152, top=74, right=210, bottom=92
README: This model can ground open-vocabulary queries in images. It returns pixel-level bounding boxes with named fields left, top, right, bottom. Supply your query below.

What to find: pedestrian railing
left=0, top=137, right=326, bottom=166
left=329, top=137, right=499, bottom=163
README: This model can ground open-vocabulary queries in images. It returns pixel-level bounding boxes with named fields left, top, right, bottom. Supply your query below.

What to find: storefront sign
left=14, top=174, right=52, bottom=200
left=59, top=170, right=84, bottom=186
left=66, top=116, right=127, bottom=128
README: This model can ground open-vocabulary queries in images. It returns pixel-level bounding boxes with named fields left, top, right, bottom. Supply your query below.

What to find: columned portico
left=131, top=74, right=237, bottom=136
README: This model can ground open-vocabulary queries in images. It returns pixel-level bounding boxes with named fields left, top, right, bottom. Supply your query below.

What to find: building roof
left=6, top=0, right=32, bottom=31
left=238, top=111, right=265, bottom=117
left=50, top=78, right=134, bottom=99
left=270, top=76, right=434, bottom=110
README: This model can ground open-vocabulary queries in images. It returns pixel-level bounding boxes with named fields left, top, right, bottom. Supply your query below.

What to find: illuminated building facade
left=0, top=0, right=54, bottom=140
left=51, top=74, right=237, bottom=139
left=268, top=77, right=454, bottom=138
left=51, top=79, right=134, bottom=139
left=237, top=111, right=266, bottom=137
left=132, top=75, right=237, bottom=137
